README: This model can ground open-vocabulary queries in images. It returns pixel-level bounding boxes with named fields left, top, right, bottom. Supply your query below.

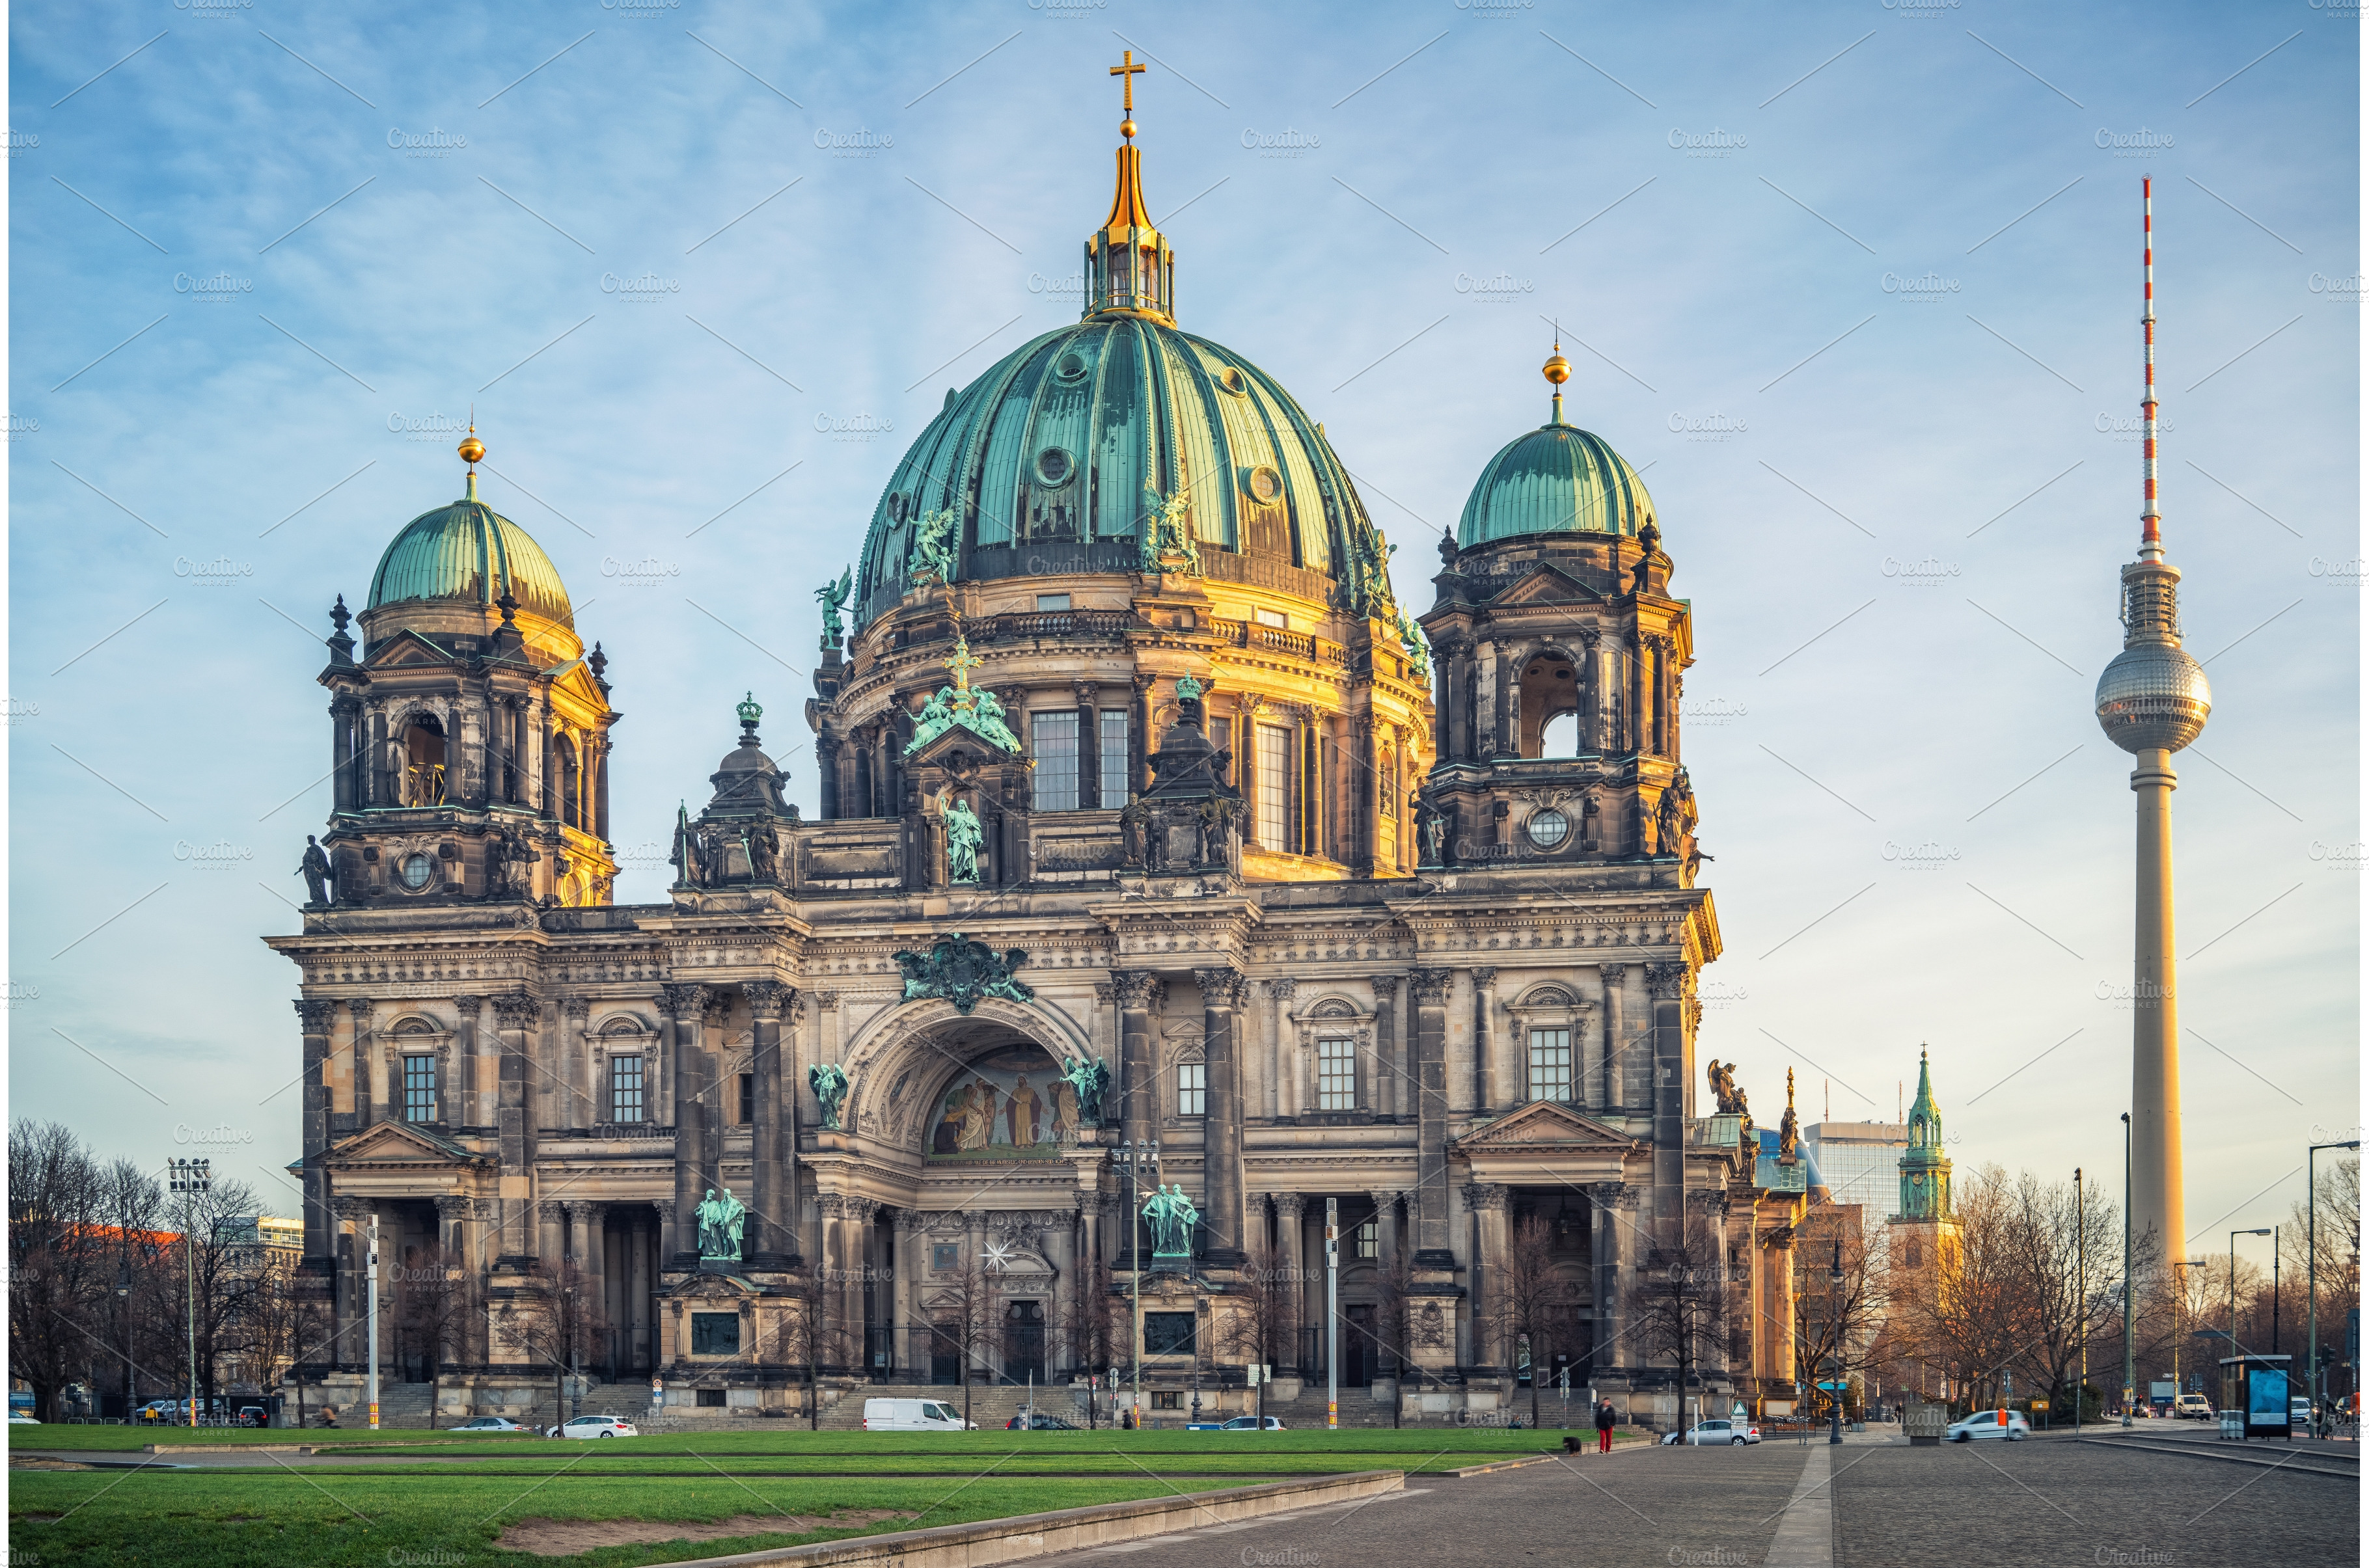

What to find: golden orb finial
left=1119, top=117, right=1137, bottom=141
left=458, top=429, right=485, bottom=466
left=1543, top=349, right=1571, bottom=385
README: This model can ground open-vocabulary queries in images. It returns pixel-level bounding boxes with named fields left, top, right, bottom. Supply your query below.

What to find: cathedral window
left=556, top=736, right=582, bottom=829
left=1255, top=607, right=1287, bottom=629
left=1254, top=723, right=1291, bottom=849
left=1100, top=710, right=1132, bottom=805
left=1526, top=809, right=1570, bottom=851
left=1541, top=712, right=1580, bottom=757
left=402, top=1055, right=437, bottom=1122
left=1175, top=1061, right=1206, bottom=1117
left=400, top=717, right=448, bottom=806
left=1033, top=711, right=1080, bottom=811
left=1526, top=1029, right=1573, bottom=1103
left=607, top=1055, right=644, bottom=1123
left=1317, top=1037, right=1356, bottom=1111
left=1035, top=593, right=1071, bottom=612
left=738, top=1072, right=755, bottom=1126
left=1356, top=1219, right=1378, bottom=1259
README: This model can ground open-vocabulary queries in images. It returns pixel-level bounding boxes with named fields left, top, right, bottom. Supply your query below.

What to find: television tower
left=2094, top=178, right=2211, bottom=1269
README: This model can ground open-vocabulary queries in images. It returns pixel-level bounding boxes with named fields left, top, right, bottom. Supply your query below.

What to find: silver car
left=1945, top=1409, right=2029, bottom=1442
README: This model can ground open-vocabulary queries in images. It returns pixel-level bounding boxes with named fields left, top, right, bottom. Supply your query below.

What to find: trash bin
left=2218, top=1410, right=2243, bottom=1440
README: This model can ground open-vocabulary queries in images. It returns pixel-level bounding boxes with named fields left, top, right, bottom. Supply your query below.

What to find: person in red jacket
left=1595, top=1398, right=1616, bottom=1453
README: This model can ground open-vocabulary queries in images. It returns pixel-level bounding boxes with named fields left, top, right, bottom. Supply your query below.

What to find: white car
left=8, top=1411, right=39, bottom=1425
left=1218, top=1416, right=1286, bottom=1431
left=552, top=1415, right=638, bottom=1439
left=2172, top=1393, right=2212, bottom=1420
left=1945, top=1409, right=2029, bottom=1442
left=451, top=1416, right=527, bottom=1433
left=863, top=1398, right=974, bottom=1432
left=1665, top=1418, right=1758, bottom=1446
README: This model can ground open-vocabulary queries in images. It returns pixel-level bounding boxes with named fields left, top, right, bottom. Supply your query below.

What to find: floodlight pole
left=2122, top=1115, right=2135, bottom=1427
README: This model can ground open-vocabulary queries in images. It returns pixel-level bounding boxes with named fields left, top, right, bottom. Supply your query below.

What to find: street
left=1039, top=1430, right=2357, bottom=1568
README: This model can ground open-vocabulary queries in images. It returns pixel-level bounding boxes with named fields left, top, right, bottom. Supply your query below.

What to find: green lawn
left=8, top=1472, right=1213, bottom=1568
left=14, top=1426, right=1570, bottom=1459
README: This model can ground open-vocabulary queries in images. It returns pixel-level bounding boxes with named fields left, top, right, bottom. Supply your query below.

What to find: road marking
left=1764, top=1442, right=1834, bottom=1568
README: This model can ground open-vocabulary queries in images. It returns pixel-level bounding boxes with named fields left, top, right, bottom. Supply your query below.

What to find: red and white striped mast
left=2139, top=176, right=2163, bottom=563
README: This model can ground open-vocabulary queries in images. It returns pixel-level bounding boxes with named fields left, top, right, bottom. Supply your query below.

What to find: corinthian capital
left=1643, top=960, right=1691, bottom=1001
left=744, top=980, right=795, bottom=1020
left=1110, top=969, right=1160, bottom=1009
left=1407, top=969, right=1454, bottom=1005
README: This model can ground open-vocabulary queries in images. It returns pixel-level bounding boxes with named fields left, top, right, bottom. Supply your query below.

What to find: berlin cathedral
left=270, top=72, right=1816, bottom=1427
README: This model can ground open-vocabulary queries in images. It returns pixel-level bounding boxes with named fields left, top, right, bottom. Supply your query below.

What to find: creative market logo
left=6, top=129, right=38, bottom=158
left=1455, top=271, right=1535, bottom=305
left=172, top=0, right=254, bottom=14
left=1880, top=840, right=1960, bottom=871
left=387, top=126, right=468, bottom=159
left=599, top=0, right=683, bottom=12
left=5, top=413, right=36, bottom=442
left=1668, top=127, right=1746, bottom=159
left=174, top=270, right=254, bottom=303
left=1028, top=270, right=1086, bottom=300
left=1240, top=128, right=1321, bottom=159
left=814, top=412, right=894, bottom=444
left=174, top=554, right=254, bottom=586
left=388, top=411, right=471, bottom=443
left=601, top=556, right=682, bottom=587
left=2307, top=555, right=2365, bottom=586
left=2308, top=840, right=2365, bottom=871
left=174, top=838, right=255, bottom=869
left=1881, top=0, right=1960, bottom=15
left=1881, top=271, right=1959, bottom=304
left=1880, top=555, right=1960, bottom=588
left=601, top=271, right=681, bottom=303
left=1027, top=0, right=1108, bottom=16
left=814, top=127, right=892, bottom=159
left=2308, top=271, right=2362, bottom=303
left=1667, top=411, right=1746, bottom=442
left=2096, top=127, right=2174, bottom=159
left=1454, top=0, right=1535, bottom=14
left=2095, top=412, right=2176, bottom=442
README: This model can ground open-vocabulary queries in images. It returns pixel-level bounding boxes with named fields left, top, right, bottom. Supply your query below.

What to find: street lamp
left=2307, top=1141, right=2359, bottom=1437
left=1828, top=1237, right=1844, bottom=1446
left=167, top=1159, right=210, bottom=1428
left=2230, top=1228, right=2271, bottom=1374
left=2074, top=1167, right=2084, bottom=1435
left=1114, top=1139, right=1159, bottom=1430
left=2122, top=1115, right=2135, bottom=1427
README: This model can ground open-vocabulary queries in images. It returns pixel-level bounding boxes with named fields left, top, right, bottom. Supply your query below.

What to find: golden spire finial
left=1786, top=1067, right=1796, bottom=1109
left=1110, top=49, right=1145, bottom=139
left=1543, top=325, right=1570, bottom=427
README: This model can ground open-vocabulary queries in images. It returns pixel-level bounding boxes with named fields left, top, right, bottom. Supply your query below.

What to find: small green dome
left=1457, top=422, right=1656, bottom=547
left=366, top=488, right=573, bottom=627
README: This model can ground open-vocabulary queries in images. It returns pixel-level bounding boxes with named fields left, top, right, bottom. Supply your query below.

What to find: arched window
left=401, top=716, right=448, bottom=806
left=556, top=735, right=581, bottom=830
left=1517, top=654, right=1582, bottom=758
left=1540, top=713, right=1580, bottom=758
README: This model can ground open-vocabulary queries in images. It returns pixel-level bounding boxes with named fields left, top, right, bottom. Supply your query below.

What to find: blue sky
left=9, top=1, right=2357, bottom=1258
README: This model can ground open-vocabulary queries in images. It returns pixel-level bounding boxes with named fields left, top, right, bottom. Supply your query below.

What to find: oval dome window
left=1215, top=366, right=1248, bottom=396
left=1036, top=448, right=1075, bottom=486
left=1055, top=351, right=1091, bottom=382
left=1244, top=465, right=1283, bottom=505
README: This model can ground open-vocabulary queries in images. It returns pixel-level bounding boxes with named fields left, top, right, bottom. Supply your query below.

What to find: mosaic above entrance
left=927, top=1042, right=1078, bottom=1162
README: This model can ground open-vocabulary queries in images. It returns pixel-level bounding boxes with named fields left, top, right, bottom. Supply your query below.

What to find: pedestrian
left=1595, top=1398, right=1615, bottom=1454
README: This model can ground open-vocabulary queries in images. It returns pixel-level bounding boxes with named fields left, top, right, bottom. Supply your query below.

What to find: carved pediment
left=1487, top=563, right=1602, bottom=608
left=1454, top=1099, right=1636, bottom=1151
left=363, top=628, right=459, bottom=669
left=327, top=1118, right=479, bottom=1167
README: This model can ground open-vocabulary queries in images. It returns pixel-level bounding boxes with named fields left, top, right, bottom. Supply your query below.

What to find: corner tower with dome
left=266, top=61, right=1796, bottom=1433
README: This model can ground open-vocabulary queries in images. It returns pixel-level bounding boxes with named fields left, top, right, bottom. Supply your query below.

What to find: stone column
left=493, top=992, right=539, bottom=1264
left=345, top=999, right=376, bottom=1127
left=1469, top=969, right=1496, bottom=1115
left=1645, top=962, right=1689, bottom=1252
left=700, top=994, right=730, bottom=1211
left=1114, top=971, right=1158, bottom=1147
left=845, top=1198, right=877, bottom=1372
left=1766, top=1222, right=1798, bottom=1385
left=559, top=995, right=590, bottom=1129
left=1367, top=975, right=1399, bottom=1119
left=1597, top=965, right=1625, bottom=1112
left=817, top=1195, right=846, bottom=1370
left=537, top=1200, right=565, bottom=1270
left=297, top=1001, right=336, bottom=1261
left=1265, top=979, right=1294, bottom=1120
left=963, top=1210, right=989, bottom=1381
left=1274, top=1193, right=1306, bottom=1375
left=1076, top=681, right=1101, bottom=809
left=892, top=1210, right=924, bottom=1376
left=1465, top=1182, right=1509, bottom=1374
left=1408, top=969, right=1453, bottom=1261
left=660, top=984, right=705, bottom=1267
left=745, top=981, right=795, bottom=1267
left=333, top=1195, right=372, bottom=1370
left=1589, top=1182, right=1630, bottom=1377
left=1197, top=967, right=1247, bottom=1264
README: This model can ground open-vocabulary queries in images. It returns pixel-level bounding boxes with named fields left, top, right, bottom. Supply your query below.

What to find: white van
left=863, top=1397, right=974, bottom=1431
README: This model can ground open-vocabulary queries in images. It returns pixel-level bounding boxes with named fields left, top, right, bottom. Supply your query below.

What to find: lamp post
left=167, top=1159, right=211, bottom=1427
left=2229, top=1228, right=2271, bottom=1357
left=1325, top=1197, right=1339, bottom=1433
left=2132, top=1113, right=2151, bottom=1430
left=2074, top=1167, right=2083, bottom=1434
left=1114, top=1139, right=1158, bottom=1429
left=2307, top=1141, right=2358, bottom=1435
left=1828, top=1237, right=1844, bottom=1446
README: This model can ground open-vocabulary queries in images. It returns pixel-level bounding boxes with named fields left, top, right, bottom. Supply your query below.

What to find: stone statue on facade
left=298, top=835, right=333, bottom=906
left=1140, top=482, right=1202, bottom=576
left=1063, top=1056, right=1110, bottom=1124
left=909, top=507, right=958, bottom=589
left=1118, top=796, right=1147, bottom=867
left=808, top=1062, right=851, bottom=1131
left=940, top=789, right=984, bottom=884
left=1777, top=1067, right=1800, bottom=1163
left=743, top=820, right=778, bottom=884
left=1708, top=1059, right=1750, bottom=1119
left=815, top=567, right=852, bottom=652
left=1142, top=1182, right=1199, bottom=1260
left=696, top=1185, right=747, bottom=1261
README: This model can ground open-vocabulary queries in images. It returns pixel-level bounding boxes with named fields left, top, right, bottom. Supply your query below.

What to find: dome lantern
left=1086, top=49, right=1175, bottom=323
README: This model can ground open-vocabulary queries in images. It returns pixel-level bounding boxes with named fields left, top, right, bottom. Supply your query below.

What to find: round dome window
left=1525, top=809, right=1570, bottom=851
left=1036, top=448, right=1075, bottom=486
left=1056, top=350, right=1091, bottom=382
left=1244, top=465, right=1283, bottom=505
left=400, top=852, right=435, bottom=891
left=887, top=493, right=909, bottom=524
left=1215, top=366, right=1248, bottom=396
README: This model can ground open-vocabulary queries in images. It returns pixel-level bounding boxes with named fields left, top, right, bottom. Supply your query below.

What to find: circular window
left=1056, top=350, right=1091, bottom=382
left=1035, top=448, right=1075, bottom=486
left=1214, top=366, right=1248, bottom=396
left=399, top=852, right=435, bottom=890
left=1244, top=465, right=1283, bottom=505
left=886, top=493, right=909, bottom=524
left=1526, top=809, right=1570, bottom=851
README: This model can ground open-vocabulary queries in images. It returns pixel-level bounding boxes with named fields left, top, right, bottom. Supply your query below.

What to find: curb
left=651, top=1469, right=1404, bottom=1568
left=2073, top=1436, right=2358, bottom=1479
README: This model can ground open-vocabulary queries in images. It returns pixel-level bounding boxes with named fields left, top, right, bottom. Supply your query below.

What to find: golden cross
left=944, top=636, right=983, bottom=692
left=1110, top=49, right=1145, bottom=116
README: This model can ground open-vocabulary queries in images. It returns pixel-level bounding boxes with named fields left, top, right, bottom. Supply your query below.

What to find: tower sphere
left=2094, top=642, right=2210, bottom=753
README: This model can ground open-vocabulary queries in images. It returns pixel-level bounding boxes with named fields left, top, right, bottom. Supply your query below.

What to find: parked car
left=2172, top=1393, right=2212, bottom=1420
left=863, top=1398, right=973, bottom=1433
left=1665, top=1418, right=1757, bottom=1446
left=2290, top=1398, right=2314, bottom=1427
left=451, top=1417, right=528, bottom=1433
left=234, top=1406, right=267, bottom=1428
left=1218, top=1416, right=1286, bottom=1431
left=9, top=1411, right=40, bottom=1426
left=1945, top=1410, right=2030, bottom=1442
left=551, top=1415, right=637, bottom=1440
left=1005, top=1413, right=1082, bottom=1430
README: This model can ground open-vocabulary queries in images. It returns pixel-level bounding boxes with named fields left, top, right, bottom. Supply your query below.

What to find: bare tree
left=2282, top=1155, right=2360, bottom=1406
left=390, top=1245, right=478, bottom=1427
left=1218, top=1239, right=1302, bottom=1424
left=1487, top=1216, right=1587, bottom=1430
left=924, top=1256, right=1004, bottom=1427
left=1622, top=1210, right=1727, bottom=1422
left=1791, top=1213, right=1891, bottom=1420
left=490, top=1260, right=610, bottom=1429
left=765, top=1265, right=856, bottom=1429
left=1893, top=1163, right=2025, bottom=1411
left=1069, top=1256, right=1121, bottom=1428
left=9, top=1121, right=115, bottom=1421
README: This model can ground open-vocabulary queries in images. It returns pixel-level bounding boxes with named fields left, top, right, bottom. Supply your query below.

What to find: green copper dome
left=366, top=481, right=573, bottom=627
left=1456, top=421, right=1656, bottom=547
left=853, top=317, right=1391, bottom=627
